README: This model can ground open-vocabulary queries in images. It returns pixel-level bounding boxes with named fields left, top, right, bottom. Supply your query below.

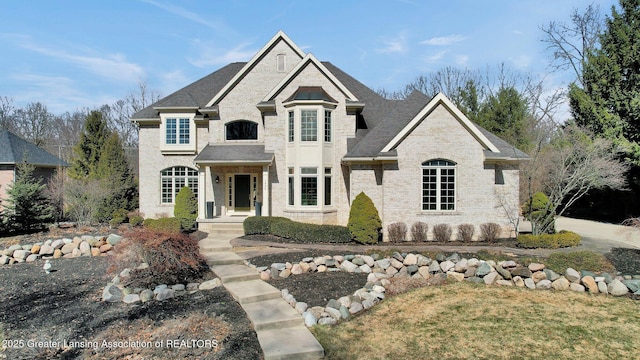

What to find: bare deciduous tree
left=528, top=125, right=627, bottom=234
left=0, top=96, right=17, bottom=131
left=14, top=102, right=54, bottom=146
left=541, top=3, right=602, bottom=86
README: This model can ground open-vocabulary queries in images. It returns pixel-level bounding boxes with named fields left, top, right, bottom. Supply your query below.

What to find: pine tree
left=94, top=132, right=138, bottom=222
left=5, top=162, right=54, bottom=232
left=569, top=0, right=640, bottom=163
left=69, top=110, right=110, bottom=179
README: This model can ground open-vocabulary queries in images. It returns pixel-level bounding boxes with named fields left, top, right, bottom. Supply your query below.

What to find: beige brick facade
left=135, top=32, right=525, bottom=240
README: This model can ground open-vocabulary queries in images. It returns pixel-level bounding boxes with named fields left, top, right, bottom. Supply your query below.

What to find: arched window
left=225, top=120, right=258, bottom=140
left=161, top=166, right=198, bottom=204
left=422, top=159, right=456, bottom=211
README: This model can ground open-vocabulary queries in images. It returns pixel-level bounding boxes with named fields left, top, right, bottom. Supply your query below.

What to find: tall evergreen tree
left=69, top=110, right=110, bottom=179
left=569, top=0, right=640, bottom=163
left=474, top=87, right=530, bottom=150
left=94, top=132, right=138, bottom=221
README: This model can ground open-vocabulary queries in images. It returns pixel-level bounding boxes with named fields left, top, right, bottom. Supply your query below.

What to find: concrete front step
left=202, top=251, right=245, bottom=266
left=257, top=326, right=325, bottom=360
left=224, top=280, right=281, bottom=304
left=242, top=298, right=304, bottom=331
left=210, top=264, right=260, bottom=283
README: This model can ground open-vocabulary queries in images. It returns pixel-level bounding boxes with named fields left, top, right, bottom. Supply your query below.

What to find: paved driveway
left=521, top=217, right=640, bottom=254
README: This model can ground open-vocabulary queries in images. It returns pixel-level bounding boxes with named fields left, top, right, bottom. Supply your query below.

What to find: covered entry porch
left=194, top=145, right=274, bottom=220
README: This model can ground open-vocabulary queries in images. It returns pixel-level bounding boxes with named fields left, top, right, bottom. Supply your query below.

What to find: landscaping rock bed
left=0, top=233, right=121, bottom=265
left=248, top=250, right=640, bottom=328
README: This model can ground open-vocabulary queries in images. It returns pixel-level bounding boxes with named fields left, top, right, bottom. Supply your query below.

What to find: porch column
left=198, top=166, right=206, bottom=220
left=262, top=165, right=270, bottom=216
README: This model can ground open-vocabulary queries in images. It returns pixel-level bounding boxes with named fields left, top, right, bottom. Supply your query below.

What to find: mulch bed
left=0, top=256, right=262, bottom=360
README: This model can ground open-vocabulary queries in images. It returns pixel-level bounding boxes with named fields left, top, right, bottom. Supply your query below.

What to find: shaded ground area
left=0, top=256, right=262, bottom=360
left=605, top=248, right=640, bottom=275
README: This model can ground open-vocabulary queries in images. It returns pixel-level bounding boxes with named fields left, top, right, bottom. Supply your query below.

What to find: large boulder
left=102, top=284, right=123, bottom=302
left=608, top=279, right=629, bottom=296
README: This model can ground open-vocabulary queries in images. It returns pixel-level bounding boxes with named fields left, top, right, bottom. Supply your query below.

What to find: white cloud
left=5, top=34, right=144, bottom=83
left=376, top=33, right=408, bottom=54
left=424, top=50, right=448, bottom=63
left=141, top=0, right=233, bottom=34
left=158, top=70, right=189, bottom=94
left=188, top=40, right=256, bottom=67
left=455, top=54, right=469, bottom=66
left=421, top=34, right=466, bottom=46
left=510, top=54, right=532, bottom=69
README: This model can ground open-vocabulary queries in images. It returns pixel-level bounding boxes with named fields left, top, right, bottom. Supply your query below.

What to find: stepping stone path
left=198, top=222, right=324, bottom=360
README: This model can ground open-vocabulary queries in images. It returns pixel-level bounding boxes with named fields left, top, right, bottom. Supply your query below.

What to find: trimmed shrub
left=480, top=223, right=502, bottom=242
left=516, top=230, right=581, bottom=249
left=388, top=222, right=408, bottom=243
left=348, top=192, right=382, bottom=244
left=143, top=217, right=181, bottom=233
left=433, top=224, right=452, bottom=242
left=243, top=216, right=291, bottom=235
left=129, top=215, right=144, bottom=227
left=174, top=187, right=198, bottom=231
left=111, top=208, right=128, bottom=224
left=114, top=229, right=208, bottom=288
left=411, top=222, right=428, bottom=242
left=243, top=216, right=351, bottom=243
left=457, top=224, right=475, bottom=242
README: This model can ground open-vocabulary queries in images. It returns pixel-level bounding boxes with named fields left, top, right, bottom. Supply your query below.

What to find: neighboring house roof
left=0, top=130, right=69, bottom=167
left=194, top=145, right=274, bottom=165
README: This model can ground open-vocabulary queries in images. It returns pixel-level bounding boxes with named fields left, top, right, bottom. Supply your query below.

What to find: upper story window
left=277, top=53, right=286, bottom=72
left=300, top=110, right=318, bottom=142
left=226, top=120, right=258, bottom=140
left=422, top=159, right=456, bottom=211
left=324, top=110, right=332, bottom=142
left=288, top=111, right=294, bottom=142
left=166, top=118, right=190, bottom=144
left=160, top=114, right=196, bottom=154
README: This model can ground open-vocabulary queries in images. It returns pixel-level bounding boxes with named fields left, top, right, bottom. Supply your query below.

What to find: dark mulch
left=0, top=256, right=262, bottom=360
left=249, top=250, right=370, bottom=308
left=605, top=247, right=640, bottom=275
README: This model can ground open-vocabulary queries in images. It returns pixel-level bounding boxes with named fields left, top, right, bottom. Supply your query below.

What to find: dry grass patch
left=86, top=313, right=231, bottom=359
left=312, top=282, right=640, bottom=360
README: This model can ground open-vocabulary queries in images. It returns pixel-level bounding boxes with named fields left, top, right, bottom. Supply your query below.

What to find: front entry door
left=234, top=175, right=251, bottom=211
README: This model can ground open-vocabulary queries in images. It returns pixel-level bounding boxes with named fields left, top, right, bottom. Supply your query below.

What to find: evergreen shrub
left=243, top=216, right=351, bottom=243
left=174, top=187, right=198, bottom=231
left=347, top=192, right=381, bottom=244
left=143, top=217, right=181, bottom=233
left=517, top=231, right=581, bottom=249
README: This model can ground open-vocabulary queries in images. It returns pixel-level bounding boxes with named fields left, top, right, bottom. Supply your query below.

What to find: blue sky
left=0, top=0, right=618, bottom=114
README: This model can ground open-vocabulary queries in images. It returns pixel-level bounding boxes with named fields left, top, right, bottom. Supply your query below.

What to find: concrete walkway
left=198, top=223, right=324, bottom=360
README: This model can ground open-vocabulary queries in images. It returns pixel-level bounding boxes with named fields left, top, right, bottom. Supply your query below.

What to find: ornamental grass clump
left=113, top=229, right=208, bottom=289
left=348, top=192, right=382, bottom=244
left=411, top=222, right=428, bottom=242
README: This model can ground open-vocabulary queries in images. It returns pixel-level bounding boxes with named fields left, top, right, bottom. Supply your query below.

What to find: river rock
left=99, top=244, right=113, bottom=253
left=79, top=241, right=91, bottom=255
left=362, top=256, right=375, bottom=267
left=570, top=283, right=585, bottom=292
left=349, top=302, right=364, bottom=314
left=622, top=279, right=640, bottom=293
left=513, top=276, right=525, bottom=287
left=447, top=271, right=465, bottom=282
left=140, top=289, right=154, bottom=302
left=552, top=277, right=570, bottom=291
left=496, top=265, right=512, bottom=280
left=440, top=260, right=455, bottom=273
left=123, top=294, right=141, bottom=304
left=318, top=317, right=337, bottom=325
left=60, top=243, right=76, bottom=255
left=30, top=244, right=41, bottom=254
left=608, top=279, right=629, bottom=296
left=102, top=284, right=123, bottom=302
left=199, top=278, right=221, bottom=290
left=341, top=260, right=358, bottom=273
left=12, top=250, right=29, bottom=261
left=156, top=288, right=175, bottom=301
left=390, top=258, right=404, bottom=270
left=50, top=240, right=64, bottom=250
left=428, top=261, right=441, bottom=273
left=565, top=268, right=581, bottom=283
left=454, top=259, right=468, bottom=273
left=476, top=262, right=492, bottom=277
left=403, top=253, right=418, bottom=265
left=295, top=302, right=308, bottom=314
left=53, top=249, right=62, bottom=258
left=483, top=271, right=501, bottom=285
left=303, top=311, right=317, bottom=327
left=524, top=278, right=536, bottom=289
left=418, top=266, right=431, bottom=280
left=528, top=263, right=545, bottom=272
left=511, top=267, right=532, bottom=278
left=376, top=258, right=391, bottom=270
left=581, top=276, right=598, bottom=293
left=25, top=254, right=39, bottom=262
left=536, top=279, right=552, bottom=290
left=531, top=271, right=547, bottom=283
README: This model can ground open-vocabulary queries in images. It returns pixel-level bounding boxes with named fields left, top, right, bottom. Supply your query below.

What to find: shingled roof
left=0, top=130, right=69, bottom=167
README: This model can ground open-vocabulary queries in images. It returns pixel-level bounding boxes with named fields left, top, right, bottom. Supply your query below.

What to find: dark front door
left=234, top=175, right=251, bottom=210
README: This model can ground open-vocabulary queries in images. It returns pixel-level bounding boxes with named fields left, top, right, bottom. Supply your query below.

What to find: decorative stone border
left=0, top=234, right=122, bottom=265
left=247, top=251, right=640, bottom=327
left=102, top=264, right=223, bottom=304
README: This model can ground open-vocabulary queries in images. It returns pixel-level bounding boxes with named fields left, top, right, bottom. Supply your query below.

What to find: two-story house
left=132, top=31, right=528, bottom=240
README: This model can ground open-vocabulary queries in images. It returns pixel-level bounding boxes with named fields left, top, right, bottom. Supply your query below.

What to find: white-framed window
left=300, top=167, right=318, bottom=206
left=161, top=166, right=198, bottom=204
left=288, top=168, right=294, bottom=206
left=422, top=159, right=456, bottom=211
left=300, top=110, right=317, bottom=142
left=324, top=167, right=332, bottom=206
left=226, top=120, right=258, bottom=140
left=276, top=53, right=286, bottom=72
left=288, top=111, right=295, bottom=143
left=160, top=114, right=196, bottom=153
left=324, top=110, right=332, bottom=142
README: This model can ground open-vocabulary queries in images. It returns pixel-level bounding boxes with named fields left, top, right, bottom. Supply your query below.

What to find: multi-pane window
left=324, top=168, right=332, bottom=206
left=422, top=160, right=456, bottom=211
left=288, top=111, right=294, bottom=142
left=324, top=110, right=332, bottom=142
left=300, top=110, right=317, bottom=141
left=301, top=167, right=317, bottom=206
left=166, top=118, right=190, bottom=145
left=288, top=168, right=294, bottom=206
left=161, top=166, right=198, bottom=204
